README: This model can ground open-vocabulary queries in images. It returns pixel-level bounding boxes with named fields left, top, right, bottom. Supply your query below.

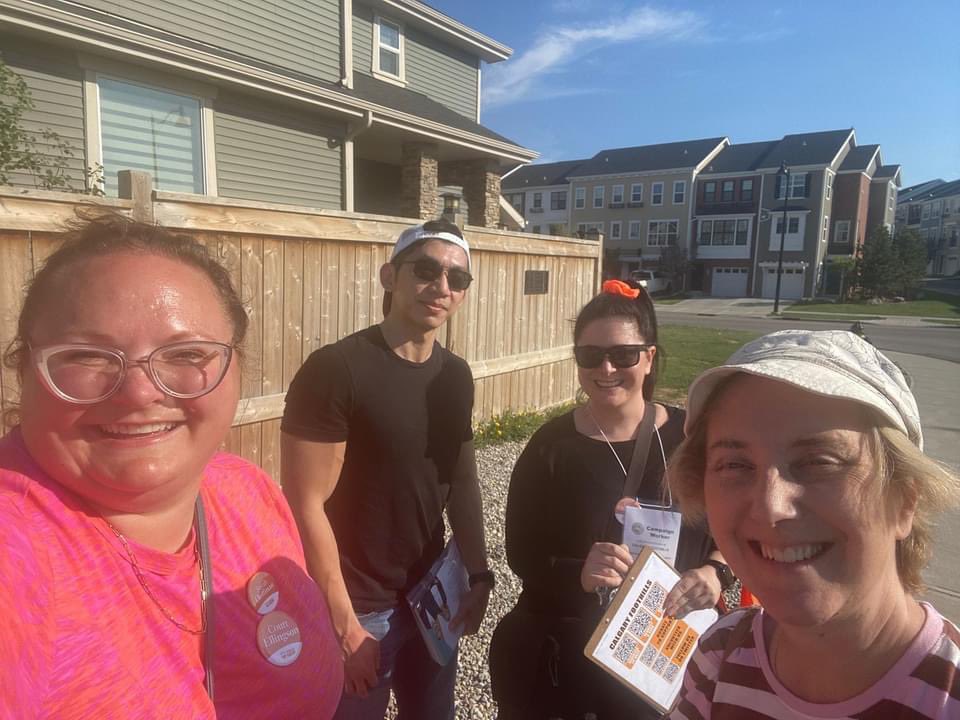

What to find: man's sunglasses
left=401, top=257, right=473, bottom=291
left=573, top=344, right=654, bottom=369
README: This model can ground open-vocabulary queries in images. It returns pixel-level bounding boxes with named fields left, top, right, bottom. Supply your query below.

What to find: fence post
left=117, top=170, right=155, bottom=223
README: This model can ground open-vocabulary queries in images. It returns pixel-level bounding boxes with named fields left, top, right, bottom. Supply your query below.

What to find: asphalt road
left=658, top=313, right=960, bottom=364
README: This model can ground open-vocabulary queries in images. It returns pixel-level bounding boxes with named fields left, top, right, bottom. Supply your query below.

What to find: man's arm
left=281, top=433, right=379, bottom=696
left=445, top=440, right=491, bottom=635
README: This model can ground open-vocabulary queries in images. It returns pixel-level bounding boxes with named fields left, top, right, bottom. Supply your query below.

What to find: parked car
left=628, top=270, right=673, bottom=294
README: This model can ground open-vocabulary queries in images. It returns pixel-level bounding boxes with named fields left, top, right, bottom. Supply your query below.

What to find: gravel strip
left=386, top=440, right=525, bottom=719
left=385, top=439, right=736, bottom=719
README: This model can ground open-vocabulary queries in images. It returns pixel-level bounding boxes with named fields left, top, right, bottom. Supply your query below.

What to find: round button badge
left=256, top=610, right=302, bottom=667
left=246, top=571, right=279, bottom=615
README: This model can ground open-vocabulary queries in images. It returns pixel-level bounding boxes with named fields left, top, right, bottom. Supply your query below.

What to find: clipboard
left=583, top=546, right=718, bottom=715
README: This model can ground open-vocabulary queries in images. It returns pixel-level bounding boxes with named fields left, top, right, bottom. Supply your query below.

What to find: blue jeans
left=333, top=604, right=457, bottom=720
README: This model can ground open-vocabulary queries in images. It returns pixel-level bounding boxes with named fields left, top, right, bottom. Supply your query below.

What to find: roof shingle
left=568, top=137, right=727, bottom=177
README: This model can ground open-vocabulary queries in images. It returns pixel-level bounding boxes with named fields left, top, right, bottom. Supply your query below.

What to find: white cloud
left=483, top=6, right=705, bottom=108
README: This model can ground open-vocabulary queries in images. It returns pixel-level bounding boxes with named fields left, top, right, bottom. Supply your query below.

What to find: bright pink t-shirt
left=0, top=429, right=343, bottom=719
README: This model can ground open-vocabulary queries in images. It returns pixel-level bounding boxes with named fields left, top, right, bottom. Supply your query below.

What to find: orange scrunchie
left=601, top=279, right=640, bottom=299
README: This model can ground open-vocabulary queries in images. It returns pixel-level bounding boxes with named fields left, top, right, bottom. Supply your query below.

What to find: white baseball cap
left=391, top=220, right=471, bottom=271
left=684, top=329, right=922, bottom=449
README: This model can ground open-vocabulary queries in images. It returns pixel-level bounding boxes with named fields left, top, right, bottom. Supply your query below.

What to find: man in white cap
left=281, top=219, right=492, bottom=719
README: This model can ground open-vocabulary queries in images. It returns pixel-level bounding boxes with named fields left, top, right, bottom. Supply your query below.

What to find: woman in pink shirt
left=0, top=213, right=343, bottom=718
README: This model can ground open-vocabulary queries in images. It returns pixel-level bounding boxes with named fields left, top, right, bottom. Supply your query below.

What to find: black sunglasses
left=573, top=344, right=653, bottom=369
left=401, top=257, right=473, bottom=291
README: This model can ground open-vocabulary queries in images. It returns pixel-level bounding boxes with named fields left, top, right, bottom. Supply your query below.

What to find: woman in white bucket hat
left=665, top=329, right=960, bottom=719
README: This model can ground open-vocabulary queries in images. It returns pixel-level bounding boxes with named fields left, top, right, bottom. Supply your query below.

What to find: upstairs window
left=775, top=172, right=808, bottom=200
left=550, top=190, right=566, bottom=210
left=721, top=180, right=734, bottom=202
left=651, top=182, right=664, bottom=205
left=740, top=179, right=754, bottom=202
left=835, top=220, right=851, bottom=244
left=98, top=77, right=206, bottom=196
left=593, top=185, right=604, bottom=208
left=574, top=187, right=586, bottom=209
left=374, top=17, right=404, bottom=81
left=630, top=183, right=643, bottom=203
left=612, top=185, right=624, bottom=204
left=532, top=192, right=542, bottom=209
left=703, top=181, right=717, bottom=202
left=673, top=180, right=685, bottom=204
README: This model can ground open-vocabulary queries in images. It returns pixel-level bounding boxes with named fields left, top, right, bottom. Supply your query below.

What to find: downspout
left=341, top=0, right=353, bottom=89
left=339, top=109, right=373, bottom=212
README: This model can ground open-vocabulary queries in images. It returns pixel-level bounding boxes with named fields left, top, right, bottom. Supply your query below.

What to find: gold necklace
left=106, top=521, right=207, bottom=635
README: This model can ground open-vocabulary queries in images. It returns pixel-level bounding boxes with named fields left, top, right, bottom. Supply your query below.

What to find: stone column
left=400, top=142, right=439, bottom=220
left=440, top=158, right=501, bottom=228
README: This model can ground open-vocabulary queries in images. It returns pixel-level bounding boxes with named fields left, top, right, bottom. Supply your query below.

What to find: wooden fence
left=0, top=176, right=602, bottom=479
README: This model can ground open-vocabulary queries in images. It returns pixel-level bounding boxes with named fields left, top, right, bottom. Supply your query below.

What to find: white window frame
left=577, top=221, right=603, bottom=237
left=651, top=182, right=664, bottom=206
left=630, top=183, right=643, bottom=203
left=740, top=178, right=754, bottom=202
left=698, top=217, right=750, bottom=246
left=610, top=220, right=622, bottom=240
left=721, top=180, right=735, bottom=202
left=776, top=172, right=808, bottom=200
left=373, top=16, right=405, bottom=84
left=672, top=180, right=685, bottom=205
left=532, top=191, right=542, bottom=209
left=628, top=220, right=642, bottom=239
left=647, top=219, right=679, bottom=246
left=593, top=185, right=604, bottom=208
left=612, top=184, right=624, bottom=204
left=834, top=220, right=851, bottom=244
left=770, top=212, right=806, bottom=251
left=84, top=69, right=217, bottom=196
left=574, top=187, right=586, bottom=209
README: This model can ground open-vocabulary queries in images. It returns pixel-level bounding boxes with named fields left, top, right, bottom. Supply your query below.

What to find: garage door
left=762, top=268, right=804, bottom=299
left=711, top=267, right=748, bottom=297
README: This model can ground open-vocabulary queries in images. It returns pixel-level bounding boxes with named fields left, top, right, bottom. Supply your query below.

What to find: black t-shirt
left=505, top=405, right=714, bottom=619
left=282, top=325, right=474, bottom=612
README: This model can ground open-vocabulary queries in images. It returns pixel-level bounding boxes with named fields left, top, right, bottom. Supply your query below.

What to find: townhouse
left=897, top=179, right=960, bottom=275
left=691, top=141, right=776, bottom=296
left=693, top=129, right=899, bottom=299
left=0, top=0, right=536, bottom=226
left=565, top=138, right=729, bottom=277
left=501, top=159, right=585, bottom=235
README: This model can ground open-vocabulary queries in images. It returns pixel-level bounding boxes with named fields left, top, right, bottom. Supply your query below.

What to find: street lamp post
left=773, top=161, right=790, bottom=314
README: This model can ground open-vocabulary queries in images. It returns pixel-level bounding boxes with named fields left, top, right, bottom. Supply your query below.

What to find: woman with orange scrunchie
left=489, top=280, right=729, bottom=719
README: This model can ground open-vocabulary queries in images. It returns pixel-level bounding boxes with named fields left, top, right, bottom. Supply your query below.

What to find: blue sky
left=431, top=0, right=960, bottom=187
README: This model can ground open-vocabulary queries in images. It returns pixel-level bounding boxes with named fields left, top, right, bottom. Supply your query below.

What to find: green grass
left=790, top=291, right=960, bottom=319
left=473, top=325, right=761, bottom=446
left=656, top=325, right=761, bottom=406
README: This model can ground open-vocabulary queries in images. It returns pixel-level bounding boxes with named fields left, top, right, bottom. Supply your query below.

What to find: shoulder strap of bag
left=622, top=402, right=657, bottom=499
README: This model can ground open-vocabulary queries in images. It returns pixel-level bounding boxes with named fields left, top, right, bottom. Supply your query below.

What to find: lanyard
left=195, top=495, right=215, bottom=701
left=587, top=404, right=673, bottom=509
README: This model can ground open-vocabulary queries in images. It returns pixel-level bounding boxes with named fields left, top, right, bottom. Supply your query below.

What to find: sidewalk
left=655, top=297, right=957, bottom=326
left=887, top=352, right=960, bottom=624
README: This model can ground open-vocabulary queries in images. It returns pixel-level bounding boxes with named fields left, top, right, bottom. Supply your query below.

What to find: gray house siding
left=215, top=94, right=345, bottom=208
left=352, top=3, right=478, bottom=120
left=0, top=36, right=86, bottom=189
left=73, top=0, right=341, bottom=83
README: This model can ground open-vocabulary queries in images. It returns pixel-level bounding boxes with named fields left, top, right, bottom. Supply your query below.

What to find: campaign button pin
left=256, top=611, right=302, bottom=667
left=247, top=571, right=279, bottom=615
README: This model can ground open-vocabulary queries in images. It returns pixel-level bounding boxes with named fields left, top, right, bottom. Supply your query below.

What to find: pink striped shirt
left=668, top=605, right=959, bottom=719
left=0, top=429, right=343, bottom=719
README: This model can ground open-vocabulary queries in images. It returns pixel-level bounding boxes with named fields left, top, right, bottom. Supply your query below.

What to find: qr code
left=639, top=643, right=658, bottom=667
left=663, top=663, right=680, bottom=683
left=642, top=582, right=667, bottom=615
left=627, top=610, right=654, bottom=640
left=613, top=635, right=639, bottom=666
left=653, top=653, right=669, bottom=676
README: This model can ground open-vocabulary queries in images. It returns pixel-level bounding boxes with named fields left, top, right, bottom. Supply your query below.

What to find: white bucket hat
left=684, top=329, right=922, bottom=449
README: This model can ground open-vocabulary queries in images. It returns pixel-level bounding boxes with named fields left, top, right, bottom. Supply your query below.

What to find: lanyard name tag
left=622, top=503, right=682, bottom=568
